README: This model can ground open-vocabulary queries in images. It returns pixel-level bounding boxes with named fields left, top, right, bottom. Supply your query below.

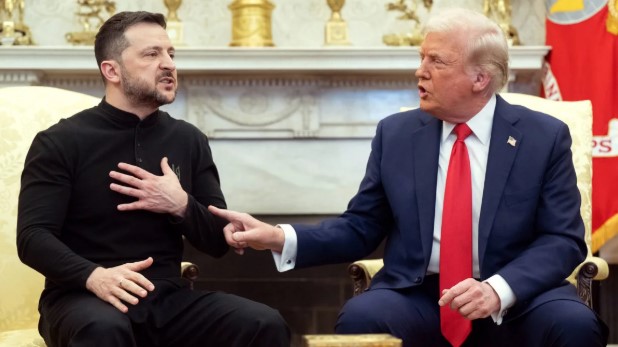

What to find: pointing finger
left=208, top=205, right=241, bottom=222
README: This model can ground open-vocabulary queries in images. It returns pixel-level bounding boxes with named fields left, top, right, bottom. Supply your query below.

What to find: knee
left=336, top=297, right=384, bottom=333
left=543, top=303, right=607, bottom=347
left=255, top=306, right=288, bottom=333
left=72, top=314, right=133, bottom=344
left=240, top=305, right=290, bottom=346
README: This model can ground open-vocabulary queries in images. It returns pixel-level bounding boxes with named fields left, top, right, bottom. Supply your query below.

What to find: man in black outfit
left=17, top=11, right=290, bottom=347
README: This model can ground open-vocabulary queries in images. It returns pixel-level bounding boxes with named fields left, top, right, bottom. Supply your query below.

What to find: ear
left=471, top=70, right=491, bottom=93
left=100, top=60, right=121, bottom=84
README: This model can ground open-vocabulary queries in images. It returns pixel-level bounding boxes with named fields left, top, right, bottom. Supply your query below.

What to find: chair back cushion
left=500, top=93, right=593, bottom=254
left=0, top=86, right=99, bottom=332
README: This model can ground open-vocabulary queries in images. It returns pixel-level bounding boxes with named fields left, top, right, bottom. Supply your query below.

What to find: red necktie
left=440, top=123, right=473, bottom=347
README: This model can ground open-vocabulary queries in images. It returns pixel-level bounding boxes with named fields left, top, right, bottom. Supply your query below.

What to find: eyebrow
left=141, top=45, right=175, bottom=53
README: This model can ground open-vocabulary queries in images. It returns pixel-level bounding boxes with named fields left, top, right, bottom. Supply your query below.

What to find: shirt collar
left=440, top=94, right=496, bottom=145
left=99, top=97, right=161, bottom=128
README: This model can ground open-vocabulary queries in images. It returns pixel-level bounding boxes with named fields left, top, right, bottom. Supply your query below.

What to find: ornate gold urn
left=164, top=0, right=184, bottom=45
left=325, top=0, right=350, bottom=45
left=228, top=0, right=275, bottom=47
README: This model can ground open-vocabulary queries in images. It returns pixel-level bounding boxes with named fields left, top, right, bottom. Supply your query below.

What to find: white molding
left=0, top=46, right=550, bottom=73
left=0, top=70, right=43, bottom=87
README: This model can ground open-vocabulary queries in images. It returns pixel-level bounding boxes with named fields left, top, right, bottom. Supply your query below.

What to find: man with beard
left=16, top=11, right=289, bottom=347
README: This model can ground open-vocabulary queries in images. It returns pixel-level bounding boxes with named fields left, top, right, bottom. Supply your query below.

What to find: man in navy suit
left=209, top=7, right=607, bottom=347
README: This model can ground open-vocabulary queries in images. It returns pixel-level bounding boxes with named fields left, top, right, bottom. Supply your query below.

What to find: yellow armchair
left=0, top=86, right=200, bottom=346
left=349, top=93, right=609, bottom=308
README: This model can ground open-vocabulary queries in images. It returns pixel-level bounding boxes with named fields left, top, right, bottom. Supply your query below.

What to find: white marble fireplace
left=1, top=46, right=549, bottom=214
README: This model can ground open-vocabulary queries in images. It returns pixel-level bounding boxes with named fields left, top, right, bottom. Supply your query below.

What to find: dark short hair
left=94, top=11, right=167, bottom=70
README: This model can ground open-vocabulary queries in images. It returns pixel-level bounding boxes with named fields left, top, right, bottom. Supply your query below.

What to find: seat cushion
left=0, top=328, right=46, bottom=347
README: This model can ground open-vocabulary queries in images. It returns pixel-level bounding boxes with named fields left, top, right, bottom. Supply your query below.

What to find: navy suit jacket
left=294, top=95, right=588, bottom=319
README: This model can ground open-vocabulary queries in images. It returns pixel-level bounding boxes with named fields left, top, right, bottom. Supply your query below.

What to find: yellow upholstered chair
left=0, top=86, right=199, bottom=346
left=349, top=93, right=609, bottom=308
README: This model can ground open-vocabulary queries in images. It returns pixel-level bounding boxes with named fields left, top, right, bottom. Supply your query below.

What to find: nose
left=415, top=57, right=429, bottom=79
left=161, top=53, right=176, bottom=71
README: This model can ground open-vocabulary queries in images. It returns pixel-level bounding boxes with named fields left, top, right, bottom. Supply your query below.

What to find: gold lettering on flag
left=608, top=0, right=618, bottom=34
left=550, top=0, right=584, bottom=14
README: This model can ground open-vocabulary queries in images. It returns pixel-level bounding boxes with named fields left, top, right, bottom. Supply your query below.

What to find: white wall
left=21, top=0, right=546, bottom=47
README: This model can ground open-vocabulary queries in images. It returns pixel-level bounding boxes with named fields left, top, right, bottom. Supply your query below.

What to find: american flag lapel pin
left=507, top=136, right=517, bottom=147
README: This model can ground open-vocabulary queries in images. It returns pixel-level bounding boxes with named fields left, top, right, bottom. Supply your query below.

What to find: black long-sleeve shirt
left=17, top=99, right=228, bottom=290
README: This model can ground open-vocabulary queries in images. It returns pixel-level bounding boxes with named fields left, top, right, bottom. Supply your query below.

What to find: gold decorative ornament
left=66, top=0, right=116, bottom=45
left=0, top=0, right=34, bottom=46
left=302, top=334, right=402, bottom=347
left=164, top=0, right=184, bottom=45
left=228, top=0, right=275, bottom=47
left=325, top=0, right=350, bottom=46
left=382, top=0, right=432, bottom=46
left=608, top=0, right=618, bottom=35
left=483, top=0, right=521, bottom=45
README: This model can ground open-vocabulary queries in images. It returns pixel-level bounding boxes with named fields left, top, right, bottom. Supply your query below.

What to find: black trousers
left=336, top=275, right=608, bottom=347
left=38, top=279, right=290, bottom=347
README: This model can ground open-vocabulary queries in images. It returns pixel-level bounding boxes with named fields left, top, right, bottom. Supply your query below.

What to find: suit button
left=414, top=277, right=422, bottom=283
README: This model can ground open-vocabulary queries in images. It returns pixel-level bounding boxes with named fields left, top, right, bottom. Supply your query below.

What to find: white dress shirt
left=272, top=95, right=515, bottom=324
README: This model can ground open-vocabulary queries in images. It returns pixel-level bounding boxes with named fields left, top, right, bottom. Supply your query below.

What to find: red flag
left=544, top=0, right=618, bottom=252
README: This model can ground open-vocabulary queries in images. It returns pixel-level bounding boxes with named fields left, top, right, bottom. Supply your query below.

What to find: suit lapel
left=411, top=113, right=441, bottom=263
left=478, top=97, right=522, bottom=272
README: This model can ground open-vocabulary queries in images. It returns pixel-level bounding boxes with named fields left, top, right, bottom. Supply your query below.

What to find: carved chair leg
left=576, top=261, right=599, bottom=309
left=348, top=264, right=369, bottom=297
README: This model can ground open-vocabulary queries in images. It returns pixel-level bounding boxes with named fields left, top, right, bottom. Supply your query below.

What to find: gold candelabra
left=228, top=0, right=275, bottom=47
left=164, top=0, right=184, bottom=45
left=66, top=0, right=116, bottom=45
left=0, top=0, right=34, bottom=46
left=325, top=0, right=350, bottom=46
left=483, top=0, right=520, bottom=46
left=383, top=0, right=432, bottom=46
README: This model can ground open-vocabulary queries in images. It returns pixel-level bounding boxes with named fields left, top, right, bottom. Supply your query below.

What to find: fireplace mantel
left=0, top=46, right=550, bottom=214
left=0, top=46, right=549, bottom=73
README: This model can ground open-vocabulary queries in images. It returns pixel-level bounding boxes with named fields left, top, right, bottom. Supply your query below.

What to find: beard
left=120, top=67, right=177, bottom=109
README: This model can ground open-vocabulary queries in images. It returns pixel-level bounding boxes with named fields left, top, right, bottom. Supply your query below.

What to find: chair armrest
left=579, top=256, right=609, bottom=280
left=573, top=256, right=609, bottom=308
left=181, top=262, right=200, bottom=290
left=347, top=259, right=384, bottom=297
left=347, top=257, right=610, bottom=308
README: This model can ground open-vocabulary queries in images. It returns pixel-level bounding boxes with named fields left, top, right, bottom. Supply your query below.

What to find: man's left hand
left=438, top=278, right=501, bottom=320
left=109, top=157, right=188, bottom=218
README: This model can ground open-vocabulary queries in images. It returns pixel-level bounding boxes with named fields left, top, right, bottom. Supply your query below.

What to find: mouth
left=158, top=76, right=176, bottom=89
left=417, top=85, right=428, bottom=98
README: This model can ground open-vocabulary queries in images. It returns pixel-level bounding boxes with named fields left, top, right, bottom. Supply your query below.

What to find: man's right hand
left=85, top=257, right=155, bottom=313
left=208, top=206, right=285, bottom=254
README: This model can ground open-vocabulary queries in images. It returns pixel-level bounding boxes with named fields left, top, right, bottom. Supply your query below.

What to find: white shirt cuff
left=271, top=224, right=297, bottom=272
left=485, top=274, right=516, bottom=325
